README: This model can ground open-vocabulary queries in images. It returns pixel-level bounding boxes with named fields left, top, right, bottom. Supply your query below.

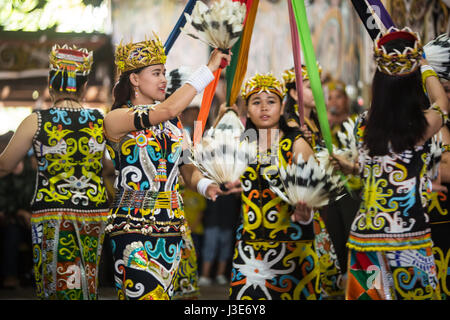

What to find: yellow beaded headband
left=282, top=63, right=322, bottom=85
left=48, top=44, right=93, bottom=92
left=326, top=79, right=346, bottom=93
left=374, top=27, right=423, bottom=76
left=242, top=73, right=286, bottom=100
left=115, top=32, right=167, bottom=75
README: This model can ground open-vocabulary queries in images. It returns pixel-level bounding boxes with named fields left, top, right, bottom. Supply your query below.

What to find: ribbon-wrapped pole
left=194, top=67, right=222, bottom=145
left=287, top=0, right=304, bottom=126
left=226, top=0, right=259, bottom=107
left=351, top=0, right=395, bottom=40
left=290, top=0, right=332, bottom=153
left=164, top=0, right=197, bottom=55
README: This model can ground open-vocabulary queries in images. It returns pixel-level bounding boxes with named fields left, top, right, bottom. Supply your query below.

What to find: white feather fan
left=424, top=34, right=450, bottom=80
left=267, top=154, right=345, bottom=208
left=314, top=117, right=358, bottom=172
left=428, top=131, right=443, bottom=180
left=190, top=110, right=256, bottom=188
left=180, top=0, right=246, bottom=50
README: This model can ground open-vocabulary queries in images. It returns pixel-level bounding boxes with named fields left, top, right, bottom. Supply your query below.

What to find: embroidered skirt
left=313, top=212, right=344, bottom=298
left=171, top=221, right=200, bottom=300
left=31, top=210, right=108, bottom=300
left=346, top=248, right=441, bottom=300
left=229, top=240, right=322, bottom=300
left=430, top=222, right=450, bottom=300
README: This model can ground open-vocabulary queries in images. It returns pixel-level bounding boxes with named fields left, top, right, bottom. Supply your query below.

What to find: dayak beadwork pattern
left=105, top=104, right=187, bottom=300
left=427, top=143, right=450, bottom=300
left=30, top=107, right=109, bottom=299
left=347, top=112, right=434, bottom=252
left=229, top=131, right=321, bottom=300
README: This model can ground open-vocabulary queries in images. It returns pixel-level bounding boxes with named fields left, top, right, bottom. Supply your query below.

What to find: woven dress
left=105, top=103, right=187, bottom=300
left=346, top=111, right=440, bottom=300
left=30, top=106, right=109, bottom=300
left=229, top=130, right=322, bottom=300
left=427, top=142, right=450, bottom=300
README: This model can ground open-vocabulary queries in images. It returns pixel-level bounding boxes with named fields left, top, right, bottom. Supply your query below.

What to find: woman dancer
left=229, top=73, right=321, bottom=300
left=282, top=66, right=344, bottom=298
left=331, top=28, right=449, bottom=300
left=0, top=45, right=109, bottom=300
left=103, top=33, right=234, bottom=300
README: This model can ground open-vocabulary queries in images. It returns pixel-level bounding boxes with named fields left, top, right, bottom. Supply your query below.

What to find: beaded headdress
left=241, top=73, right=286, bottom=100
left=326, top=79, right=346, bottom=93
left=374, top=27, right=423, bottom=76
left=282, top=63, right=323, bottom=86
left=48, top=44, right=93, bottom=92
left=115, top=32, right=167, bottom=75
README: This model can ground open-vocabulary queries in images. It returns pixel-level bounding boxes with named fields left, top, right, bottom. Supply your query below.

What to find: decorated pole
left=350, top=0, right=395, bottom=40
left=287, top=0, right=304, bottom=126
left=164, top=0, right=197, bottom=55
left=225, top=0, right=259, bottom=107
left=290, top=0, right=332, bottom=153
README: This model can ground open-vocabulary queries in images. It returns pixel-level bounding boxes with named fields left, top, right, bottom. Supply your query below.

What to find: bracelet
left=186, top=65, right=215, bottom=94
left=420, top=65, right=435, bottom=74
left=431, top=104, right=449, bottom=127
left=197, top=177, right=214, bottom=199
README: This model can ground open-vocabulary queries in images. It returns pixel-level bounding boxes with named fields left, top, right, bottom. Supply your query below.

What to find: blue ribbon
left=164, top=0, right=197, bottom=55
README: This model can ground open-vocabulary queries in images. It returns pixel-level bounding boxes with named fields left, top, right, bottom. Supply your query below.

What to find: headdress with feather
left=242, top=73, right=286, bottom=101
left=375, top=27, right=450, bottom=80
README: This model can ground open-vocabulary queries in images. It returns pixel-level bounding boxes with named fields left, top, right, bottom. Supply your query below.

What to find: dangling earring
left=134, top=87, right=139, bottom=98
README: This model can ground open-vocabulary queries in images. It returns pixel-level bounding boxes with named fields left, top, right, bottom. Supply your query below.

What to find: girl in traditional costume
left=427, top=81, right=450, bottom=299
left=331, top=27, right=449, bottom=300
left=229, top=73, right=322, bottom=300
left=0, top=45, right=109, bottom=300
left=281, top=66, right=345, bottom=298
left=102, top=33, right=235, bottom=300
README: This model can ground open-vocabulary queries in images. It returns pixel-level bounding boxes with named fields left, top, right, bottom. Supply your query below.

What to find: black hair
left=364, top=38, right=429, bottom=156
left=283, top=80, right=320, bottom=128
left=111, top=66, right=146, bottom=110
left=48, top=70, right=88, bottom=98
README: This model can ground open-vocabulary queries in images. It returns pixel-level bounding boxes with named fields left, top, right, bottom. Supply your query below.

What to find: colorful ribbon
left=164, top=0, right=197, bottom=55
left=225, top=0, right=259, bottom=107
left=288, top=0, right=304, bottom=126
left=290, top=0, right=332, bottom=153
left=351, top=0, right=395, bottom=40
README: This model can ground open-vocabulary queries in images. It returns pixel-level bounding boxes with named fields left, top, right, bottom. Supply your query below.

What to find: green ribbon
left=291, top=0, right=332, bottom=154
left=291, top=0, right=354, bottom=195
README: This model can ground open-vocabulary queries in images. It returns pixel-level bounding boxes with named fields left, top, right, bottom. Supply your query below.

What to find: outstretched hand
left=205, top=180, right=242, bottom=201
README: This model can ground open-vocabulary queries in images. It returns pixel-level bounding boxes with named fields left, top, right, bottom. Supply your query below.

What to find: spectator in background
left=198, top=194, right=240, bottom=286
left=322, top=78, right=362, bottom=280
left=0, top=135, right=36, bottom=289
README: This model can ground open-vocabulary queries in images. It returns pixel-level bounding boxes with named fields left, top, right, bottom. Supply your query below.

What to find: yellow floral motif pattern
left=31, top=108, right=108, bottom=213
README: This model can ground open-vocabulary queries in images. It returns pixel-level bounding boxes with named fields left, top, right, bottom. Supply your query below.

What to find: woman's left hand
left=291, top=201, right=313, bottom=223
left=205, top=180, right=243, bottom=201
left=205, top=184, right=223, bottom=201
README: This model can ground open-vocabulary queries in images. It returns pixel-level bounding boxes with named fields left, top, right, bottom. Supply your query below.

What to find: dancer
left=0, top=45, right=109, bottom=300
left=229, top=73, right=321, bottom=300
left=282, top=66, right=344, bottom=298
left=331, top=28, right=449, bottom=300
left=282, top=64, right=324, bottom=149
left=321, top=78, right=362, bottom=279
left=427, top=81, right=450, bottom=299
left=103, top=33, right=234, bottom=300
